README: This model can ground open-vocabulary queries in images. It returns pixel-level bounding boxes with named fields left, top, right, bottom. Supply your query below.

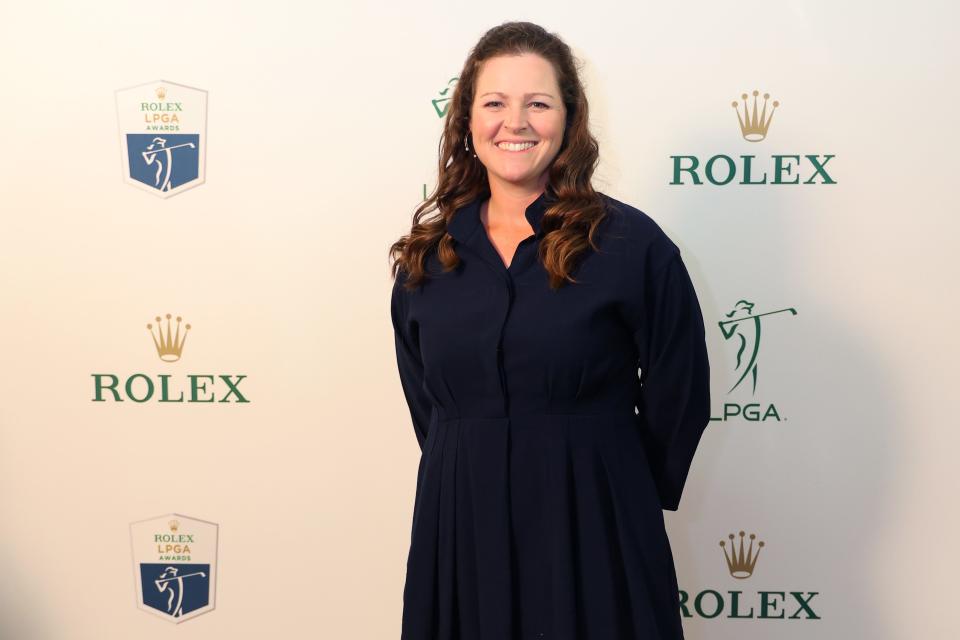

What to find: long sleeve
left=629, top=245, right=711, bottom=511
left=390, top=271, right=434, bottom=451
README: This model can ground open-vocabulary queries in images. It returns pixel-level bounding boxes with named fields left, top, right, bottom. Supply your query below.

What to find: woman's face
left=469, top=53, right=567, bottom=193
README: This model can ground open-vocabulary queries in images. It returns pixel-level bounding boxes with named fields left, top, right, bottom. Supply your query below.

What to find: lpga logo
left=711, top=299, right=798, bottom=422
left=115, top=80, right=207, bottom=198
left=137, top=136, right=198, bottom=192
left=143, top=565, right=209, bottom=619
left=720, top=299, right=797, bottom=395
left=131, top=514, right=218, bottom=623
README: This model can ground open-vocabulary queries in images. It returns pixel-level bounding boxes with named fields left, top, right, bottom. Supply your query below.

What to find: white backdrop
left=0, top=1, right=956, bottom=638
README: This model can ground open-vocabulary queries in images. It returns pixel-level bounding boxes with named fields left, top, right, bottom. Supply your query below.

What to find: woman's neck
left=486, top=175, right=548, bottom=226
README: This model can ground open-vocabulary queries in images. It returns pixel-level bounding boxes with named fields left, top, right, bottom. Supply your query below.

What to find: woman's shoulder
left=596, top=191, right=680, bottom=271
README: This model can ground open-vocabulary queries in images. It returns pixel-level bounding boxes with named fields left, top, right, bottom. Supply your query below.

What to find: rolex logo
left=148, top=314, right=191, bottom=362
left=169, top=519, right=180, bottom=532
left=680, top=530, right=819, bottom=621
left=732, top=90, right=779, bottom=142
left=671, top=89, right=836, bottom=186
left=92, top=314, right=249, bottom=404
left=720, top=530, right=764, bottom=579
left=155, top=86, right=167, bottom=100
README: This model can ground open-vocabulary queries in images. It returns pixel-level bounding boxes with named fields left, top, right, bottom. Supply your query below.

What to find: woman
left=389, top=21, right=711, bottom=640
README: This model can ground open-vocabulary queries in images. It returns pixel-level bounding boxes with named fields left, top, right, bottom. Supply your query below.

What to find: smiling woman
left=388, top=20, right=711, bottom=640
left=470, top=54, right=566, bottom=193
left=468, top=54, right=569, bottom=269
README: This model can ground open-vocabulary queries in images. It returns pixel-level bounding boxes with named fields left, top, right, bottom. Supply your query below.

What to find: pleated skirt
left=401, top=412, right=685, bottom=640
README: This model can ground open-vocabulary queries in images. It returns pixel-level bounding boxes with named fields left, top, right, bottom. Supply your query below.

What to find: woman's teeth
left=497, top=141, right=537, bottom=152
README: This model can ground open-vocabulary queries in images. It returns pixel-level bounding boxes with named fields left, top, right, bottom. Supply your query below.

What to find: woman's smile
left=496, top=140, right=539, bottom=152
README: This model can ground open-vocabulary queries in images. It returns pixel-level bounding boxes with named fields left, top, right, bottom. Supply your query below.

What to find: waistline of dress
left=433, top=411, right=639, bottom=427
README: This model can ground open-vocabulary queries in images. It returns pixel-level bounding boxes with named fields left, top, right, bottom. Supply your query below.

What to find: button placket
left=495, top=273, right=515, bottom=414
left=445, top=193, right=548, bottom=417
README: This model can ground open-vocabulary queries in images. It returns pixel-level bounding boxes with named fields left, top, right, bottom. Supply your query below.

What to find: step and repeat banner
left=0, top=1, right=955, bottom=638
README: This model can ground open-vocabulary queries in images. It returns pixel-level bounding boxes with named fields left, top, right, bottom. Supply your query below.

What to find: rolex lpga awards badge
left=115, top=80, right=207, bottom=197
left=130, top=514, right=218, bottom=623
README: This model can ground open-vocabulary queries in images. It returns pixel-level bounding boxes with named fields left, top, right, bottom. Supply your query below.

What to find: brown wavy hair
left=389, top=21, right=606, bottom=291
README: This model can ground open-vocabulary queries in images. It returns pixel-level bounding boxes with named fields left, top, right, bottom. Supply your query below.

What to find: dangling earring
left=464, top=133, right=477, bottom=158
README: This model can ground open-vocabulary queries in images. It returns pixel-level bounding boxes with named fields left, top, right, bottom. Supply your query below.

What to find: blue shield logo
left=130, top=513, right=218, bottom=623
left=116, top=80, right=207, bottom=198
left=139, top=563, right=210, bottom=619
left=126, top=134, right=200, bottom=193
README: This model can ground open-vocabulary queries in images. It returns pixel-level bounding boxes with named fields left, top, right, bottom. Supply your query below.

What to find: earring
left=464, top=133, right=477, bottom=158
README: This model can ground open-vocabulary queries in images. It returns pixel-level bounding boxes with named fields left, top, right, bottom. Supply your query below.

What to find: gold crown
left=719, top=530, right=764, bottom=579
left=156, top=86, right=167, bottom=100
left=147, top=314, right=191, bottom=362
left=168, top=519, right=180, bottom=532
left=732, top=90, right=779, bottom=142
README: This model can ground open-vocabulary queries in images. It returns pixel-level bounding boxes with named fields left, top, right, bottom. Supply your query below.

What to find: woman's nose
left=503, top=105, right=528, bottom=131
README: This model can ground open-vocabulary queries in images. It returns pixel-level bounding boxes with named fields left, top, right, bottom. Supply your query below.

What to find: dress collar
left=446, top=189, right=551, bottom=244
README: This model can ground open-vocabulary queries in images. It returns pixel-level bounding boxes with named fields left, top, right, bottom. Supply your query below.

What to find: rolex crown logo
left=168, top=519, right=180, bottom=532
left=732, top=89, right=779, bottom=142
left=155, top=86, right=167, bottom=100
left=147, top=314, right=191, bottom=362
left=719, top=530, right=764, bottom=579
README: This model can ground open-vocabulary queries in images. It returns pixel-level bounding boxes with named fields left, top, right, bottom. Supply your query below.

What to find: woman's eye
left=483, top=101, right=549, bottom=109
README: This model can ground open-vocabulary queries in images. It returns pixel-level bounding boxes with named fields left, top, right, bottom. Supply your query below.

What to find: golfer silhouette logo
left=154, top=566, right=206, bottom=618
left=138, top=562, right=211, bottom=620
left=124, top=132, right=201, bottom=194
left=141, top=137, right=196, bottom=192
left=115, top=79, right=207, bottom=198
left=719, top=299, right=797, bottom=394
left=131, top=513, right=217, bottom=623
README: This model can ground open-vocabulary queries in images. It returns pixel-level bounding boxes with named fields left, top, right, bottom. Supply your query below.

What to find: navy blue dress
left=390, top=189, right=711, bottom=640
